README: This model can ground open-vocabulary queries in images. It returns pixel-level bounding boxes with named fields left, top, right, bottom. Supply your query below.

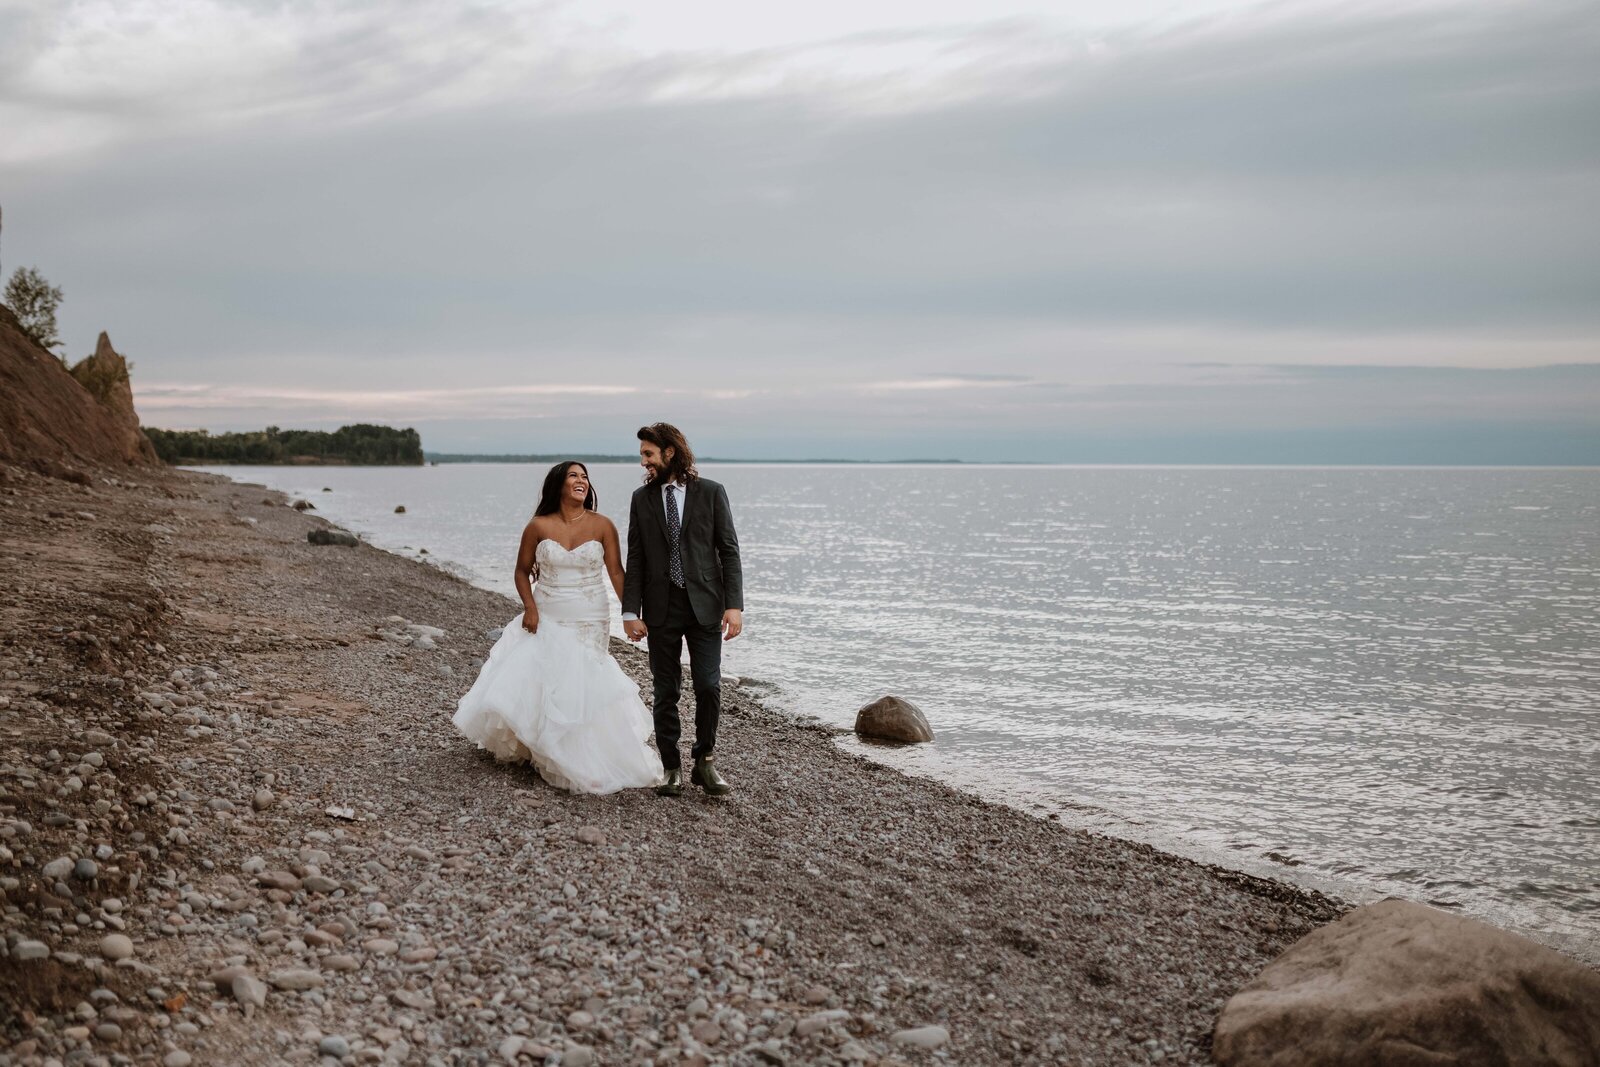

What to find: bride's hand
left=520, top=609, right=539, bottom=634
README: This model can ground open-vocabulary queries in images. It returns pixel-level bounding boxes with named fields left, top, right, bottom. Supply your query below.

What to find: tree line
left=144, top=424, right=425, bottom=466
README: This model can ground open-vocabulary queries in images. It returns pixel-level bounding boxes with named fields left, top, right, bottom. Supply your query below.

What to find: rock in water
left=307, top=528, right=359, bottom=547
left=291, top=499, right=316, bottom=511
left=1213, top=898, right=1600, bottom=1067
left=853, top=695, right=934, bottom=743
left=394, top=505, right=406, bottom=513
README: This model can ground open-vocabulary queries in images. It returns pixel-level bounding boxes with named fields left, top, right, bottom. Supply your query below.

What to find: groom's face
left=639, top=442, right=674, bottom=479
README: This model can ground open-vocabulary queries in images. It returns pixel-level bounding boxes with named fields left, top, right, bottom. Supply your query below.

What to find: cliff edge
left=0, top=304, right=161, bottom=474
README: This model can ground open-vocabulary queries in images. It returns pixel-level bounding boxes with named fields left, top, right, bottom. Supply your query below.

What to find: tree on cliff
left=3, top=266, right=64, bottom=355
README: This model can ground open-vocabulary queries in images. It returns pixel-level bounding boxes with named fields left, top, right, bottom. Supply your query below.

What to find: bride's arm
left=514, top=522, right=540, bottom=632
left=602, top=518, right=626, bottom=603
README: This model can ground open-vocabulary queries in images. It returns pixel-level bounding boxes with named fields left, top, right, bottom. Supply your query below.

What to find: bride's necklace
left=559, top=509, right=588, bottom=526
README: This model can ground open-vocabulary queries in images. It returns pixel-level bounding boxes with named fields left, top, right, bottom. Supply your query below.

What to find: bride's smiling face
left=566, top=465, right=590, bottom=503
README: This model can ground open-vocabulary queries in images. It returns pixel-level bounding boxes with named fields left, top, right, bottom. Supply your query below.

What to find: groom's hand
left=721, top=609, right=743, bottom=642
left=624, top=619, right=648, bottom=642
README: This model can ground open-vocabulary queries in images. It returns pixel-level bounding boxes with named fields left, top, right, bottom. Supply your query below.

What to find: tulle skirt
left=453, top=616, right=664, bottom=794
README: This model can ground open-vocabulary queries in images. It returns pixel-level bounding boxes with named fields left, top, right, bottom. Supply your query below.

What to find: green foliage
left=143, top=423, right=425, bottom=466
left=3, top=266, right=64, bottom=354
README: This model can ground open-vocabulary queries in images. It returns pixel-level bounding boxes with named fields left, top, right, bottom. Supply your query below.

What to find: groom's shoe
left=690, top=756, right=732, bottom=797
left=655, top=768, right=684, bottom=798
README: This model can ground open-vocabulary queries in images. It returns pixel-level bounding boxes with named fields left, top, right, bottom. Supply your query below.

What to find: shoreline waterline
left=193, top=462, right=1600, bottom=968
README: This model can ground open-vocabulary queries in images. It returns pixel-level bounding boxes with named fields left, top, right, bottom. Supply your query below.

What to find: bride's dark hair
left=534, top=461, right=596, bottom=517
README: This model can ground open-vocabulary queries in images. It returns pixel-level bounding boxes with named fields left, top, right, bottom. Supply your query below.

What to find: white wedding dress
left=453, top=540, right=664, bottom=794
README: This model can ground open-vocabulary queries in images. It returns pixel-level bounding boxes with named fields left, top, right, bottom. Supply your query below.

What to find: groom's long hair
left=638, top=423, right=698, bottom=485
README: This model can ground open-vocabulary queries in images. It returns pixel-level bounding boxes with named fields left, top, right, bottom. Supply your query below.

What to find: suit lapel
left=686, top=482, right=709, bottom=543
left=646, top=482, right=668, bottom=542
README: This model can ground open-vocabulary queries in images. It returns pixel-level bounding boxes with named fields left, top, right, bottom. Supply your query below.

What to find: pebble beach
left=0, top=464, right=1347, bottom=1066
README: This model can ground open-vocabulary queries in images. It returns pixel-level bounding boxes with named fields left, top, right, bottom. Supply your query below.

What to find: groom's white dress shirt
left=620, top=481, right=685, bottom=622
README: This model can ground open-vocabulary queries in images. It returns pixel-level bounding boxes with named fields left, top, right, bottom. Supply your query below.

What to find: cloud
left=862, top=374, right=1035, bottom=390
left=134, top=380, right=652, bottom=422
left=2, top=0, right=1597, bottom=459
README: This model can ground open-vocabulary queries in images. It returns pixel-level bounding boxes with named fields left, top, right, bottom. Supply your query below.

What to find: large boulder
left=853, top=696, right=933, bottom=744
left=1214, top=898, right=1600, bottom=1067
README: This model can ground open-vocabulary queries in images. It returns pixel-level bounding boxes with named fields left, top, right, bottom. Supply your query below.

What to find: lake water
left=196, top=463, right=1600, bottom=960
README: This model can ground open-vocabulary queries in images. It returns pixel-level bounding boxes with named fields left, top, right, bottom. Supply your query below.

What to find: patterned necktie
left=665, top=484, right=685, bottom=588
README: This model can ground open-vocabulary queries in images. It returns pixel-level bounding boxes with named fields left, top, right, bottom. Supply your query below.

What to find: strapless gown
left=452, top=540, right=664, bottom=794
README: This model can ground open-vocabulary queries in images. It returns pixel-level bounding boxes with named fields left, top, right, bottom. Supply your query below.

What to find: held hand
left=721, top=609, right=743, bottom=642
left=624, top=619, right=648, bottom=642
left=520, top=609, right=539, bottom=634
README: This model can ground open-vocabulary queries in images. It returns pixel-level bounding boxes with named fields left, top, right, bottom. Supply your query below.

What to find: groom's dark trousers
left=647, top=584, right=722, bottom=770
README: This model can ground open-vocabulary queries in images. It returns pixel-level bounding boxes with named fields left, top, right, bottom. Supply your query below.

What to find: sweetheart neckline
left=540, top=539, right=604, bottom=554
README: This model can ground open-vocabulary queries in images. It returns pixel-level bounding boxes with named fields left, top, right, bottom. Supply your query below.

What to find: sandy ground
left=0, top=464, right=1346, bottom=1066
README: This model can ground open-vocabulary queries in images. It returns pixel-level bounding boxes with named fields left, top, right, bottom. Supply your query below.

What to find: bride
left=453, top=461, right=664, bottom=793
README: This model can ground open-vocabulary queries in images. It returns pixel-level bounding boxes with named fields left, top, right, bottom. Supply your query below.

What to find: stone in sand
left=99, top=934, right=134, bottom=960
left=13, top=940, right=49, bottom=961
left=890, top=1025, right=949, bottom=1049
left=307, top=528, right=358, bottom=547
left=1213, top=898, right=1600, bottom=1067
left=232, top=973, right=268, bottom=1009
left=267, top=968, right=324, bottom=991
left=853, top=695, right=934, bottom=744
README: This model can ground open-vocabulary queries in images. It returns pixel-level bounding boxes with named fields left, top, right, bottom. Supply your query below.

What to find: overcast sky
left=2, top=0, right=1597, bottom=461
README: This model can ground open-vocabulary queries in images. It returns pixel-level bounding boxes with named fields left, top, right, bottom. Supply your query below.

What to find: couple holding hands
left=453, top=423, right=743, bottom=797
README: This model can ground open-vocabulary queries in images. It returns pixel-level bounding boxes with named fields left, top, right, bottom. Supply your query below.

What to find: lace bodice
left=533, top=540, right=610, bottom=654
left=536, top=539, right=607, bottom=592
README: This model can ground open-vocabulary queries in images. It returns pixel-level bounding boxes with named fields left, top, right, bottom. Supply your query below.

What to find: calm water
left=198, top=463, right=1600, bottom=958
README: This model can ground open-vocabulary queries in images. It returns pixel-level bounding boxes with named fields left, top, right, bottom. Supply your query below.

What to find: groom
left=622, top=423, right=743, bottom=797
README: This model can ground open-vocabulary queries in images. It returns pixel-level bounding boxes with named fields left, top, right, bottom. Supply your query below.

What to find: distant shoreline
left=426, top=453, right=965, bottom=465
left=175, top=456, right=1600, bottom=470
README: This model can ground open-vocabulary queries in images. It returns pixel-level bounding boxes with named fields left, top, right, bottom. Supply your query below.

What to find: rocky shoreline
left=1, top=464, right=1348, bottom=1066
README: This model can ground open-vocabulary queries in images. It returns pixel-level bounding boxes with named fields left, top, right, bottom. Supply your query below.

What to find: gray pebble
left=14, top=940, right=49, bottom=961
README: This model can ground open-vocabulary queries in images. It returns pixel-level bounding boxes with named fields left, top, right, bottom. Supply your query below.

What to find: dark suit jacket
left=623, top=477, right=743, bottom=628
